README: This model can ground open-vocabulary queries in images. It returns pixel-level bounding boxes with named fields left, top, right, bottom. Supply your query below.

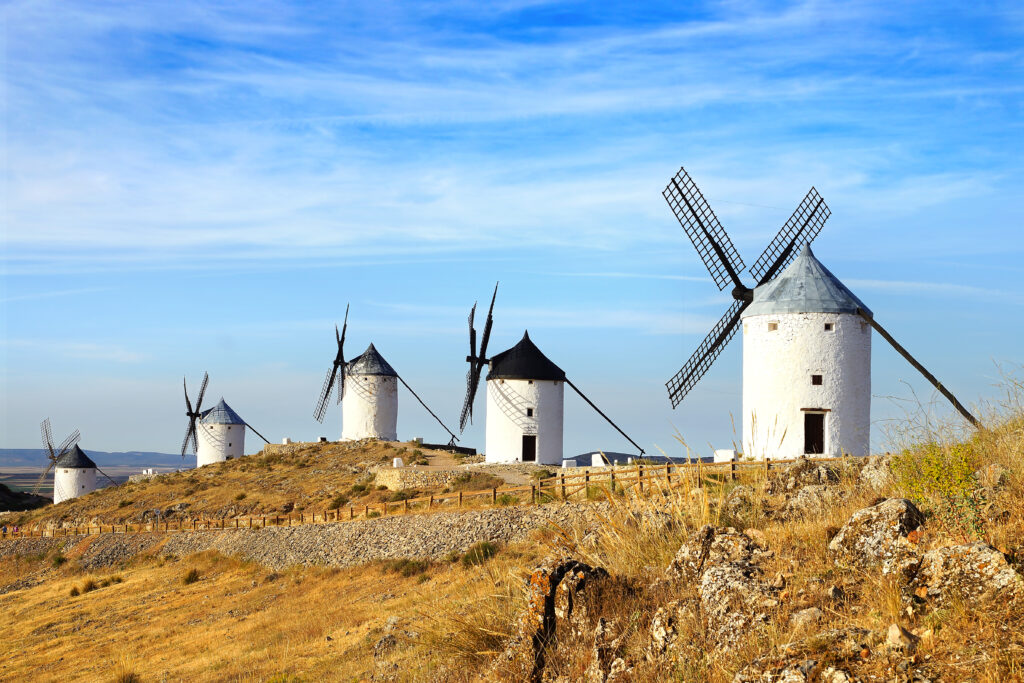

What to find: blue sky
left=2, top=0, right=1022, bottom=459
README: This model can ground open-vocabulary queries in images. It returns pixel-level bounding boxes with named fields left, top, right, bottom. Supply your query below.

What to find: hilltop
left=2, top=440, right=525, bottom=529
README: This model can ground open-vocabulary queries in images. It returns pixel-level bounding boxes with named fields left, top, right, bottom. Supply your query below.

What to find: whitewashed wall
left=342, top=374, right=398, bottom=441
left=197, top=422, right=246, bottom=467
left=485, top=378, right=563, bottom=465
left=53, top=467, right=97, bottom=504
left=742, top=311, right=871, bottom=460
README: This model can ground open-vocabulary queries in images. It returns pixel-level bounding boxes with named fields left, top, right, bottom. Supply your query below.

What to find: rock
left=373, top=634, right=397, bottom=658
left=858, top=455, right=894, bottom=492
left=828, top=499, right=925, bottom=576
left=667, top=525, right=772, bottom=581
left=646, top=600, right=690, bottom=660
left=784, top=484, right=844, bottom=518
left=767, top=456, right=840, bottom=494
left=976, top=463, right=1010, bottom=491
left=885, top=623, right=919, bottom=654
left=736, top=628, right=876, bottom=683
left=826, top=584, right=846, bottom=602
left=909, top=542, right=1023, bottom=605
left=490, top=557, right=608, bottom=682
left=820, top=668, right=855, bottom=683
left=584, top=618, right=627, bottom=683
left=789, top=607, right=823, bottom=631
left=724, top=485, right=756, bottom=517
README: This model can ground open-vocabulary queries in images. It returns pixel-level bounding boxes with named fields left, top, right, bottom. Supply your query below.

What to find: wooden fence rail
left=0, top=455, right=850, bottom=540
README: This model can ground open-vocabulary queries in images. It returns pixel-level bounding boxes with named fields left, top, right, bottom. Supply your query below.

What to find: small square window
left=228, top=443, right=232, bottom=447
left=824, top=323, right=834, bottom=331
left=811, top=374, right=823, bottom=386
left=526, top=408, right=534, bottom=417
left=768, top=322, right=778, bottom=332
left=528, top=380, right=534, bottom=384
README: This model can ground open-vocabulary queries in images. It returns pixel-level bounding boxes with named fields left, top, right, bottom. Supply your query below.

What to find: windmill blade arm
left=245, top=422, right=272, bottom=445
left=195, top=372, right=209, bottom=410
left=95, top=466, right=118, bottom=487
left=314, top=365, right=338, bottom=423
left=31, top=462, right=55, bottom=495
left=566, top=378, right=645, bottom=455
left=57, top=429, right=81, bottom=456
left=666, top=299, right=747, bottom=408
left=397, top=375, right=458, bottom=442
left=749, top=188, right=830, bottom=284
left=663, top=168, right=745, bottom=291
left=478, top=282, right=499, bottom=360
left=857, top=310, right=980, bottom=428
left=40, top=419, right=55, bottom=459
left=459, top=367, right=480, bottom=433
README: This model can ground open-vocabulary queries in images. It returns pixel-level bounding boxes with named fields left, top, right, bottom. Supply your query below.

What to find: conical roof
left=55, top=445, right=97, bottom=469
left=346, top=343, right=398, bottom=377
left=487, top=331, right=566, bottom=381
left=742, top=245, right=871, bottom=317
left=199, top=398, right=247, bottom=425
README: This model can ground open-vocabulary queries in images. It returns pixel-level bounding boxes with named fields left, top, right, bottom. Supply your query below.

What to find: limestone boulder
left=767, top=456, right=840, bottom=495
left=857, top=455, right=894, bottom=492
left=732, top=628, right=876, bottom=683
left=828, top=499, right=925, bottom=576
left=784, top=484, right=845, bottom=518
left=909, top=542, right=1023, bottom=606
left=667, top=525, right=772, bottom=581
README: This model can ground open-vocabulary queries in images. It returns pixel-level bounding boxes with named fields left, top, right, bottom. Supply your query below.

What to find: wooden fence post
left=638, top=464, right=644, bottom=493
left=428, top=494, right=433, bottom=509
left=610, top=469, right=616, bottom=492
left=560, top=475, right=566, bottom=500
left=531, top=485, right=536, bottom=504
left=492, top=488, right=497, bottom=504
left=458, top=491, right=463, bottom=508
left=730, top=461, right=736, bottom=481
left=404, top=499, right=409, bottom=514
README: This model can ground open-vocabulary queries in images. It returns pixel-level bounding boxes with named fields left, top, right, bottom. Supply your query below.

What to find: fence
left=1, top=455, right=848, bottom=540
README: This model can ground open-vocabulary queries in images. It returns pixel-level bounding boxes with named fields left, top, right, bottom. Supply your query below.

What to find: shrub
left=461, top=541, right=498, bottom=567
left=377, top=485, right=388, bottom=491
left=892, top=442, right=986, bottom=539
left=328, top=494, right=349, bottom=510
left=235, top=492, right=247, bottom=501
left=81, top=578, right=98, bottom=593
left=495, top=494, right=518, bottom=506
left=350, top=483, right=368, bottom=494
left=183, top=568, right=201, bottom=585
left=531, top=469, right=555, bottom=480
left=52, top=554, right=67, bottom=568
left=366, top=510, right=381, bottom=519
left=383, top=558, right=431, bottom=577
left=118, top=499, right=133, bottom=508
left=387, top=490, right=417, bottom=502
left=69, top=586, right=80, bottom=597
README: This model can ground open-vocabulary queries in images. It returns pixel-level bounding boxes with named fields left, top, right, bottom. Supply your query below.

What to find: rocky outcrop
left=732, top=627, right=878, bottom=683
left=858, top=455, right=894, bottom=492
left=909, top=542, right=1022, bottom=606
left=668, top=525, right=778, bottom=647
left=828, top=498, right=924, bottom=576
left=784, top=484, right=845, bottom=518
left=490, top=557, right=609, bottom=682
left=766, top=456, right=840, bottom=495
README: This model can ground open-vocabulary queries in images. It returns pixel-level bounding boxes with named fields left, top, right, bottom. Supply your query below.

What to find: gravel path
left=0, top=502, right=609, bottom=572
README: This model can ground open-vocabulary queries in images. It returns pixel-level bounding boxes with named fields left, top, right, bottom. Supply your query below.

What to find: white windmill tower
left=181, top=373, right=270, bottom=468
left=34, top=419, right=115, bottom=504
left=661, top=167, right=980, bottom=459
left=313, top=306, right=459, bottom=444
left=459, top=285, right=646, bottom=465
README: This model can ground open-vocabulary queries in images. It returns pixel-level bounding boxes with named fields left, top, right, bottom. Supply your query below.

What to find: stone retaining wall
left=374, top=468, right=465, bottom=491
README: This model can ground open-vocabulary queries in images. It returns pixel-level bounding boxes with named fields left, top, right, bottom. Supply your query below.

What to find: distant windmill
left=35, top=419, right=114, bottom=504
left=182, top=372, right=270, bottom=467
left=313, top=305, right=459, bottom=445
left=663, top=166, right=979, bottom=459
left=460, top=283, right=645, bottom=465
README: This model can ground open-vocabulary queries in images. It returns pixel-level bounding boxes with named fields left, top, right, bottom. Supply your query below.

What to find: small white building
left=196, top=398, right=247, bottom=467
left=53, top=445, right=98, bottom=504
left=342, top=343, right=399, bottom=441
left=484, top=332, right=565, bottom=466
left=741, top=245, right=871, bottom=460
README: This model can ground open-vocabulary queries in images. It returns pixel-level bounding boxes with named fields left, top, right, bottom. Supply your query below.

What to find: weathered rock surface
left=668, top=526, right=778, bottom=646
left=784, top=484, right=845, bottom=518
left=828, top=499, right=924, bottom=576
left=909, top=542, right=1023, bottom=605
left=491, top=557, right=609, bottom=682
left=858, top=455, right=894, bottom=492
left=732, top=627, right=877, bottom=683
left=767, top=456, right=840, bottom=495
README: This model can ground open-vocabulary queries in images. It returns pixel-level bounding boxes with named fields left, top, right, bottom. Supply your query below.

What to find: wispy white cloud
left=3, top=339, right=148, bottom=363
left=847, top=278, right=1022, bottom=304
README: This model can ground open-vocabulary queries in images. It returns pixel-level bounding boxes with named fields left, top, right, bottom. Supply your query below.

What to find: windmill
left=459, top=283, right=645, bottom=465
left=182, top=372, right=270, bottom=467
left=663, top=166, right=979, bottom=458
left=35, top=419, right=115, bottom=503
left=313, top=305, right=459, bottom=445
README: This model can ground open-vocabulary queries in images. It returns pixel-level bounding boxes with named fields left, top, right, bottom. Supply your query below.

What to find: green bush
left=366, top=510, right=381, bottom=519
left=350, top=483, right=368, bottom=494
left=183, top=568, right=201, bottom=585
left=235, top=492, right=247, bottom=501
left=892, top=443, right=986, bottom=539
left=387, top=490, right=417, bottom=502
left=495, top=494, right=518, bottom=506
left=461, top=541, right=498, bottom=567
left=328, top=494, right=349, bottom=510
left=382, top=558, right=431, bottom=577
left=118, top=499, right=133, bottom=508
left=52, top=554, right=67, bottom=568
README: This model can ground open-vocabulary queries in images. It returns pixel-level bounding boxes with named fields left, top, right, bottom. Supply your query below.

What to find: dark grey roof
left=487, top=331, right=566, bottom=381
left=55, top=445, right=97, bottom=469
left=346, top=343, right=398, bottom=377
left=199, top=398, right=247, bottom=425
left=742, top=245, right=871, bottom=317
